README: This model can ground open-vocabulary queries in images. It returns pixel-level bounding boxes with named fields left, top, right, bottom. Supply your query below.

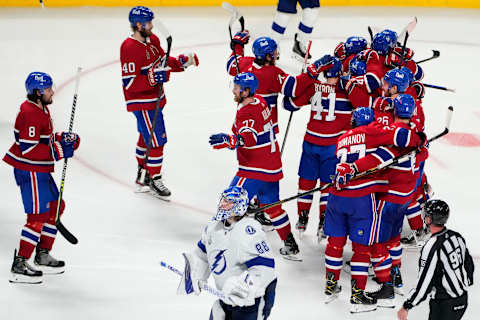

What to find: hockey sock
left=371, top=243, right=392, bottom=283
left=319, top=183, right=329, bottom=220
left=297, top=8, right=319, bottom=45
left=136, top=135, right=147, bottom=167
left=19, top=213, right=49, bottom=259
left=263, top=205, right=291, bottom=240
left=386, top=235, right=402, bottom=268
left=271, top=11, right=294, bottom=41
left=325, top=236, right=346, bottom=280
left=406, top=193, right=424, bottom=230
left=147, top=146, right=164, bottom=179
left=297, top=178, right=316, bottom=216
left=351, top=242, right=371, bottom=290
left=37, top=200, right=64, bottom=251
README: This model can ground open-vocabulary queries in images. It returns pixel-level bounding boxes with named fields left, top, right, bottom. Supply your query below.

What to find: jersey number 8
left=255, top=241, right=270, bottom=254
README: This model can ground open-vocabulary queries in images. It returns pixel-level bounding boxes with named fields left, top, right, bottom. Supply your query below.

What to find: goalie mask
left=215, top=186, right=249, bottom=222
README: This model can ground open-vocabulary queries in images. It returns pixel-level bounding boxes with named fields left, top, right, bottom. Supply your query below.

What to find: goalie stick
left=55, top=67, right=82, bottom=245
left=160, top=260, right=235, bottom=303
left=251, top=106, right=454, bottom=214
left=222, top=2, right=245, bottom=74
left=139, top=20, right=172, bottom=185
left=280, top=40, right=312, bottom=156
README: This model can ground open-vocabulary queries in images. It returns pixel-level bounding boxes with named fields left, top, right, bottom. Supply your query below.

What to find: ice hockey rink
left=0, top=5, right=479, bottom=319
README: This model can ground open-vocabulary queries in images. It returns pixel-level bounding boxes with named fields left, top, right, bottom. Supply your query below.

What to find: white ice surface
left=0, top=6, right=479, bottom=320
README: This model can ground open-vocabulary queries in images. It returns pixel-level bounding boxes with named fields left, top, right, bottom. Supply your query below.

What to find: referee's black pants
left=429, top=293, right=468, bottom=320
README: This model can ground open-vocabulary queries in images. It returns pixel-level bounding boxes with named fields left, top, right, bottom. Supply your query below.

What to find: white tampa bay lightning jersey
left=197, top=216, right=276, bottom=298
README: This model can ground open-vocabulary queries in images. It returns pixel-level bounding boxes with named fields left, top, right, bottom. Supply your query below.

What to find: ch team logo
left=211, top=249, right=227, bottom=275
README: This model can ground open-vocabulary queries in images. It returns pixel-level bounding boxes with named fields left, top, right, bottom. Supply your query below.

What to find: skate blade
left=377, top=298, right=395, bottom=308
left=148, top=190, right=171, bottom=202
left=134, top=185, right=151, bottom=193
left=350, top=303, right=377, bottom=313
left=34, top=265, right=65, bottom=275
left=324, top=290, right=341, bottom=304
left=394, top=286, right=405, bottom=296
left=281, top=254, right=303, bottom=262
left=297, top=229, right=306, bottom=239
left=9, top=273, right=43, bottom=284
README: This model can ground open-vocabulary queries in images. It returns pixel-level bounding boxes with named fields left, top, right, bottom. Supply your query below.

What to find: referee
left=397, top=199, right=474, bottom=320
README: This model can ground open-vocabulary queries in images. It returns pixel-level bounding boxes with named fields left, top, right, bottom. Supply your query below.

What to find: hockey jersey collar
left=26, top=99, right=48, bottom=114
left=129, top=35, right=151, bottom=46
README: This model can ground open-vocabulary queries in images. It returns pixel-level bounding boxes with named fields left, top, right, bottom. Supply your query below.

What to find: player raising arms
left=3, top=72, right=81, bottom=284
left=282, top=55, right=354, bottom=241
left=120, top=6, right=199, bottom=198
left=209, top=72, right=300, bottom=259
left=178, top=186, right=277, bottom=319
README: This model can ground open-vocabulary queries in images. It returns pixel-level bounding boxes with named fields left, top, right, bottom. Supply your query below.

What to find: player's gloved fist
left=334, top=163, right=357, bottom=189
left=51, top=135, right=75, bottom=161
left=147, top=56, right=171, bottom=86
left=222, top=272, right=254, bottom=307
left=357, top=49, right=379, bottom=63
left=307, top=55, right=335, bottom=80
left=230, top=30, right=250, bottom=50
left=393, top=46, right=414, bottom=60
left=372, top=97, right=393, bottom=112
left=386, top=51, right=405, bottom=68
left=334, top=42, right=346, bottom=60
left=411, top=81, right=425, bottom=99
left=209, top=133, right=240, bottom=150
left=56, top=132, right=81, bottom=150
left=178, top=53, right=199, bottom=69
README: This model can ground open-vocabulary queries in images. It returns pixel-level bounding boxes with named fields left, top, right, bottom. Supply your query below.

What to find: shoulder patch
left=245, top=225, right=256, bottom=235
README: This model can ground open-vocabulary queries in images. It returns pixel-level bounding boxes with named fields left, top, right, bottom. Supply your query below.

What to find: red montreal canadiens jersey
left=3, top=100, right=55, bottom=173
left=226, top=48, right=313, bottom=133
left=331, top=122, right=420, bottom=197
left=345, top=75, right=380, bottom=108
left=233, top=95, right=283, bottom=182
left=354, top=122, right=418, bottom=204
left=284, top=81, right=354, bottom=146
left=120, top=34, right=184, bottom=112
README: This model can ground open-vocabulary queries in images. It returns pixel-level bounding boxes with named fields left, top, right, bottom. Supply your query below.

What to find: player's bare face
left=140, top=21, right=154, bottom=38
left=41, top=87, right=54, bottom=105
left=233, top=85, right=243, bottom=103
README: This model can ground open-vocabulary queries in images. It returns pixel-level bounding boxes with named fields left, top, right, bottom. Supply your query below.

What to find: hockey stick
left=416, top=50, right=440, bottom=64
left=423, top=83, right=455, bottom=93
left=160, top=261, right=234, bottom=303
left=55, top=67, right=82, bottom=245
left=139, top=21, right=172, bottom=184
left=368, top=17, right=417, bottom=44
left=39, top=0, right=45, bottom=9
left=251, top=106, right=454, bottom=214
left=280, top=40, right=312, bottom=156
left=222, top=2, right=245, bottom=74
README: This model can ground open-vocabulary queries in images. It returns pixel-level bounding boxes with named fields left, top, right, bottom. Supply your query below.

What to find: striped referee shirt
left=404, top=228, right=474, bottom=309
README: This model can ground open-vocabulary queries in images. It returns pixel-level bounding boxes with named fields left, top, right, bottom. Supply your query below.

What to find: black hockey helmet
left=423, top=199, right=450, bottom=226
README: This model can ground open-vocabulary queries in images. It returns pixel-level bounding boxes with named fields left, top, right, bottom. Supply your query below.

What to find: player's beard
left=234, top=95, right=244, bottom=103
left=140, top=28, right=152, bottom=39
left=41, top=95, right=53, bottom=106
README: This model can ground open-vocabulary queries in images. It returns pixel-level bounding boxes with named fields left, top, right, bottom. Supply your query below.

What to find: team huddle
left=3, top=4, right=474, bottom=320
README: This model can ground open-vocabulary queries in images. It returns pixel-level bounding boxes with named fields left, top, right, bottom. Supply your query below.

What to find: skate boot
left=10, top=250, right=43, bottom=284
left=292, top=33, right=312, bottom=61
left=279, top=232, right=301, bottom=261
left=34, top=247, right=65, bottom=274
left=295, top=210, right=309, bottom=234
left=135, top=165, right=151, bottom=192
left=324, top=272, right=342, bottom=303
left=368, top=281, right=394, bottom=308
left=350, top=280, right=377, bottom=313
left=391, top=265, right=404, bottom=295
left=401, top=226, right=430, bottom=247
left=316, top=215, right=327, bottom=243
left=150, top=175, right=171, bottom=199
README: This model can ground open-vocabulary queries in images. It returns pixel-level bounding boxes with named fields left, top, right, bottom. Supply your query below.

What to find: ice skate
left=391, top=265, right=404, bottom=295
left=401, top=226, right=430, bottom=248
left=316, top=216, right=327, bottom=243
left=324, top=272, right=341, bottom=304
left=10, top=250, right=43, bottom=284
left=279, top=233, right=302, bottom=261
left=34, top=247, right=65, bottom=274
left=368, top=281, right=395, bottom=308
left=292, top=33, right=312, bottom=62
left=135, top=165, right=151, bottom=193
left=350, top=280, right=377, bottom=313
left=295, top=210, right=309, bottom=238
left=149, top=175, right=171, bottom=200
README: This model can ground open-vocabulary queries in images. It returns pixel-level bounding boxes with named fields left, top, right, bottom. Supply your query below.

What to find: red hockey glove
left=178, top=53, right=199, bottom=69
left=55, top=132, right=81, bottom=150
left=334, top=163, right=357, bottom=190
left=147, top=56, right=170, bottom=86
left=411, top=81, right=425, bottom=99
left=230, top=30, right=250, bottom=50
left=307, top=55, right=335, bottom=80
left=334, top=42, right=346, bottom=60
left=357, top=49, right=379, bottom=64
left=209, top=133, right=241, bottom=150
left=372, top=97, right=393, bottom=112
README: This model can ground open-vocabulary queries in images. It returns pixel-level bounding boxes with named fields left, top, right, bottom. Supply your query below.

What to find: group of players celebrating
left=4, top=4, right=439, bottom=319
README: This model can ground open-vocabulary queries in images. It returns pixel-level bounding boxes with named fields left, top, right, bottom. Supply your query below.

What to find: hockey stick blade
left=56, top=220, right=78, bottom=244
left=416, top=50, right=440, bottom=64
left=398, top=17, right=417, bottom=45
